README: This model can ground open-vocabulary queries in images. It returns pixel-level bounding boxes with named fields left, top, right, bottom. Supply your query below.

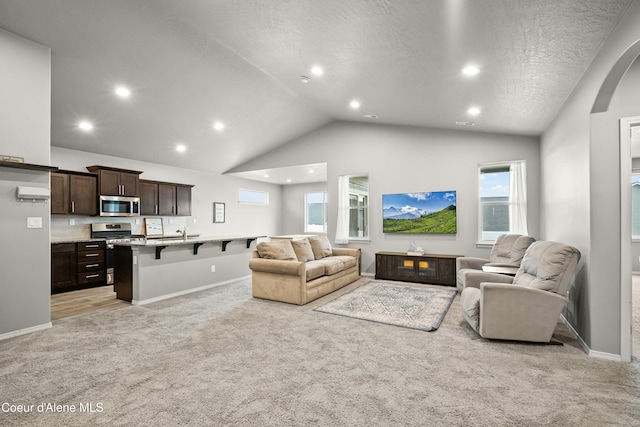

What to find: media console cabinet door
left=375, top=252, right=459, bottom=286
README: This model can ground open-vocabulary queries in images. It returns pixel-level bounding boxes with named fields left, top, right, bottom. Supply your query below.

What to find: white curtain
left=335, top=175, right=350, bottom=244
left=509, top=161, right=529, bottom=236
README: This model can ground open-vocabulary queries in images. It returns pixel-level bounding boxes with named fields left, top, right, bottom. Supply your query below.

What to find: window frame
left=477, top=162, right=515, bottom=245
left=238, top=188, right=269, bottom=205
left=304, top=191, right=328, bottom=234
left=347, top=175, right=369, bottom=241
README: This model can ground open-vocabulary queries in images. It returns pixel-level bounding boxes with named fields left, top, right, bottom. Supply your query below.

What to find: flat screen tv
left=382, top=191, right=456, bottom=234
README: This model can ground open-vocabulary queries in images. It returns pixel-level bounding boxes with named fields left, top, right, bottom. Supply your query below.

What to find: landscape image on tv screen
left=382, top=191, right=456, bottom=234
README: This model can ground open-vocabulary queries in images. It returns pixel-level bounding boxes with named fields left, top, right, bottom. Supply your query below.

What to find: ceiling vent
left=456, top=121, right=476, bottom=126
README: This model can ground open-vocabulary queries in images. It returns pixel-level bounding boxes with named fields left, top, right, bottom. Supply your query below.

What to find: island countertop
left=114, top=235, right=266, bottom=247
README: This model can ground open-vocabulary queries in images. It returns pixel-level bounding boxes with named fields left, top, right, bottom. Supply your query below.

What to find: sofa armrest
left=249, top=259, right=305, bottom=276
left=479, top=283, right=567, bottom=342
left=331, top=247, right=361, bottom=259
left=456, top=257, right=489, bottom=271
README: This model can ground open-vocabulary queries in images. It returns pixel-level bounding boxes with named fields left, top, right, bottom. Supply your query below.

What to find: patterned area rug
left=314, top=280, right=457, bottom=332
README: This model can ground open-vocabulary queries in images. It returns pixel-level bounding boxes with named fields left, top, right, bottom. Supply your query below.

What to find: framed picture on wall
left=213, top=202, right=225, bottom=223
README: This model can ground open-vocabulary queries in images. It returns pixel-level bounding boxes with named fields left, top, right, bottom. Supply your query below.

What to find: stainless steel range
left=91, top=223, right=146, bottom=284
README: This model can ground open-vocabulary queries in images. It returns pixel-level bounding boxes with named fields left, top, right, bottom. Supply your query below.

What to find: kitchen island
left=113, top=235, right=265, bottom=304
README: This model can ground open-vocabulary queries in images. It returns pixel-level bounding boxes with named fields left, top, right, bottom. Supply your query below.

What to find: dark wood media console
left=375, top=251, right=463, bottom=287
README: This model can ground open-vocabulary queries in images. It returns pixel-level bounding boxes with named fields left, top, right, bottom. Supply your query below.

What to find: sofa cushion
left=304, top=261, right=327, bottom=281
left=256, top=241, right=297, bottom=261
left=314, top=258, right=345, bottom=276
left=330, top=255, right=357, bottom=270
left=308, top=236, right=332, bottom=259
left=291, top=239, right=315, bottom=262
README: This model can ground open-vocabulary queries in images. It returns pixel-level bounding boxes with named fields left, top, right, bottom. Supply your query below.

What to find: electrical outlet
left=211, top=265, right=216, bottom=273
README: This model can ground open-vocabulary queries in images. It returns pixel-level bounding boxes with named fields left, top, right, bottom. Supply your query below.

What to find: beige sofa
left=249, top=236, right=361, bottom=305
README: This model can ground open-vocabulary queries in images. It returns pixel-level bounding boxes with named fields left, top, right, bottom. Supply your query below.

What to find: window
left=632, top=174, right=640, bottom=239
left=478, top=161, right=527, bottom=242
left=238, top=189, right=269, bottom=205
left=305, top=192, right=327, bottom=233
left=336, top=175, right=369, bottom=243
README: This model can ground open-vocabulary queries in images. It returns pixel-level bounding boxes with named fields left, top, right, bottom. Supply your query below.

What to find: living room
left=1, top=1, right=640, bottom=425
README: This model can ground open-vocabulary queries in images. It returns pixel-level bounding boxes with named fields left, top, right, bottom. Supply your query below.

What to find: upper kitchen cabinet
left=50, top=171, right=98, bottom=215
left=86, top=165, right=142, bottom=197
left=141, top=179, right=193, bottom=216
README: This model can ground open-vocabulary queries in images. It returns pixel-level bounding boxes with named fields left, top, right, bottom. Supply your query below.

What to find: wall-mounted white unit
left=15, top=186, right=50, bottom=200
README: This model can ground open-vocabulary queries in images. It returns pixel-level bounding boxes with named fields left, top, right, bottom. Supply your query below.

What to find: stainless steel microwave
left=99, top=195, right=140, bottom=217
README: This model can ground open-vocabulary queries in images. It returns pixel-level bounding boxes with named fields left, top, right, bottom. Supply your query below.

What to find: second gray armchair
left=456, top=234, right=536, bottom=291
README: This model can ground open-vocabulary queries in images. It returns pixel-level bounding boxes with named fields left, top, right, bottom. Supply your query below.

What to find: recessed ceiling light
left=263, top=174, right=269, bottom=178
left=309, top=169, right=314, bottom=174
left=300, top=75, right=310, bottom=83
left=467, top=107, right=481, bottom=116
left=114, top=85, right=131, bottom=98
left=78, top=120, right=94, bottom=131
left=349, top=100, right=361, bottom=110
left=462, top=65, right=480, bottom=76
left=213, top=121, right=225, bottom=131
left=311, top=66, right=324, bottom=76
left=176, top=144, right=187, bottom=153
left=286, top=179, right=292, bottom=183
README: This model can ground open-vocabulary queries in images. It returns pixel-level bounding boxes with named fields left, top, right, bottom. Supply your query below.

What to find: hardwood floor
left=51, top=285, right=129, bottom=321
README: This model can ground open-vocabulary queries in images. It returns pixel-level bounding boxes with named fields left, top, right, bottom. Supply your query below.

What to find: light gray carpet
left=314, top=280, right=456, bottom=331
left=1, top=277, right=639, bottom=426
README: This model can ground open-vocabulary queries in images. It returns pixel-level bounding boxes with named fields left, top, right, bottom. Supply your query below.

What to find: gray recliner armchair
left=459, top=241, right=581, bottom=343
left=456, top=234, right=536, bottom=291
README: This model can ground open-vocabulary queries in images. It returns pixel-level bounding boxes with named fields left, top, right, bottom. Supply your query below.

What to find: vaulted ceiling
left=0, top=0, right=633, bottom=179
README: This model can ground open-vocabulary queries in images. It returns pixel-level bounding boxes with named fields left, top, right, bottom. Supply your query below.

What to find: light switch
left=27, top=217, right=43, bottom=229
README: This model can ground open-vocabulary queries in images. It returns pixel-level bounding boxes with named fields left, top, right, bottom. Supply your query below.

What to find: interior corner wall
left=232, top=120, right=540, bottom=275
left=281, top=182, right=328, bottom=235
left=541, top=1, right=640, bottom=356
left=0, top=29, right=51, bottom=336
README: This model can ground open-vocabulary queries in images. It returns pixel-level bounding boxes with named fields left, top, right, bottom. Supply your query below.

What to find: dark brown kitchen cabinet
left=50, top=171, right=98, bottom=215
left=77, top=241, right=106, bottom=285
left=158, top=183, right=177, bottom=215
left=51, top=241, right=106, bottom=293
left=139, top=180, right=159, bottom=215
left=176, top=184, right=192, bottom=216
left=51, top=243, right=77, bottom=292
left=142, top=180, right=193, bottom=216
left=86, top=165, right=142, bottom=197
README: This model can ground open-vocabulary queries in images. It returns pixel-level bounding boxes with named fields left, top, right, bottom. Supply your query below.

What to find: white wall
left=230, top=121, right=540, bottom=275
left=541, top=1, right=640, bottom=356
left=0, top=29, right=51, bottom=337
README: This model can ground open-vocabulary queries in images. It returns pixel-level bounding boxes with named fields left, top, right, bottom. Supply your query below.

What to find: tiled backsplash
left=51, top=216, right=190, bottom=240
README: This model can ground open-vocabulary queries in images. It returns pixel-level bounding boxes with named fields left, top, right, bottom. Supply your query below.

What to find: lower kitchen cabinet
left=51, top=243, right=77, bottom=292
left=51, top=241, right=106, bottom=293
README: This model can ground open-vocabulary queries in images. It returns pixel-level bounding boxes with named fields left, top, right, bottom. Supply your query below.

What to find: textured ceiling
left=0, top=0, right=632, bottom=181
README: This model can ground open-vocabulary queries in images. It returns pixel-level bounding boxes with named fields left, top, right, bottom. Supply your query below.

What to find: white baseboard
left=131, top=276, right=250, bottom=305
left=361, top=272, right=375, bottom=277
left=560, top=315, right=623, bottom=362
left=0, top=322, right=52, bottom=341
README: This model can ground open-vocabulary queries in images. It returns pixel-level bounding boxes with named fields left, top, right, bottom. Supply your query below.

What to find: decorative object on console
left=315, top=280, right=457, bottom=331
left=407, top=240, right=424, bottom=255
left=382, top=191, right=456, bottom=234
